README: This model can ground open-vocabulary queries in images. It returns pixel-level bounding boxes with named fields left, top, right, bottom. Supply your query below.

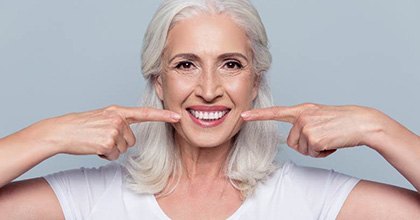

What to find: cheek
left=162, top=76, right=196, bottom=110
left=224, top=77, right=256, bottom=108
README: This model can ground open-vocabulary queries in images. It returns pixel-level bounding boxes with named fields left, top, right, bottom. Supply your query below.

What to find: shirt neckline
left=147, top=193, right=251, bottom=220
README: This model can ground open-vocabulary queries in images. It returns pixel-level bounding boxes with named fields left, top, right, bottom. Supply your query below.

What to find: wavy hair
left=125, top=0, right=280, bottom=198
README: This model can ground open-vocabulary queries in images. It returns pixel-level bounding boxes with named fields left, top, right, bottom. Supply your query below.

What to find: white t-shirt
left=44, top=161, right=359, bottom=220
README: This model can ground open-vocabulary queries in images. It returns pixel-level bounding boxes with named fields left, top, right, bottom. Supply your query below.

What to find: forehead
left=165, top=13, right=251, bottom=58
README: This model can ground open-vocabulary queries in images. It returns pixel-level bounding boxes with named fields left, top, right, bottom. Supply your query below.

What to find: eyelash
left=224, top=61, right=243, bottom=70
left=174, top=60, right=243, bottom=70
left=175, top=61, right=195, bottom=70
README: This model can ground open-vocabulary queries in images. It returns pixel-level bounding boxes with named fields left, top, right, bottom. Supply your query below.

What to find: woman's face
left=155, top=13, right=258, bottom=148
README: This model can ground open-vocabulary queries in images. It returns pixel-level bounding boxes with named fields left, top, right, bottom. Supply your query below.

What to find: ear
left=154, top=75, right=164, bottom=101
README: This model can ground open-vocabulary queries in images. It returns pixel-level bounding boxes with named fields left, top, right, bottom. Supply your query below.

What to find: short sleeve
left=43, top=162, right=122, bottom=220
left=284, top=162, right=360, bottom=219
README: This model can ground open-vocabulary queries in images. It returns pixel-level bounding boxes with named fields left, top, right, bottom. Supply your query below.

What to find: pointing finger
left=241, top=106, right=300, bottom=123
left=241, top=103, right=321, bottom=124
left=108, top=106, right=181, bottom=124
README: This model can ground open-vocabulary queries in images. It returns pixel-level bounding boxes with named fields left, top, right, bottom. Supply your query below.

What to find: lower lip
left=188, top=111, right=229, bottom=128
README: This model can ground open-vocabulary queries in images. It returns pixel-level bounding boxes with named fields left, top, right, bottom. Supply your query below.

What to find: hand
left=241, top=103, right=388, bottom=158
left=23, top=105, right=181, bottom=160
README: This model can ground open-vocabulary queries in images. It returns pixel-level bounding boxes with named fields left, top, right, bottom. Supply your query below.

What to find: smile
left=189, top=110, right=229, bottom=120
left=186, top=106, right=231, bottom=128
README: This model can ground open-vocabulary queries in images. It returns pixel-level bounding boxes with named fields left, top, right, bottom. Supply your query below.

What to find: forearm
left=0, top=124, right=58, bottom=188
left=366, top=115, right=420, bottom=192
left=0, top=105, right=152, bottom=188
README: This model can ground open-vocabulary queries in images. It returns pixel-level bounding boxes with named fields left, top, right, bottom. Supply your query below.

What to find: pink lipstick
left=186, top=105, right=231, bottom=128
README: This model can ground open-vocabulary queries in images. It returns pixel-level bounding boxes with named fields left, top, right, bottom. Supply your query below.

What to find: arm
left=0, top=125, right=65, bottom=219
left=0, top=122, right=62, bottom=188
left=0, top=178, right=64, bottom=219
left=363, top=111, right=420, bottom=191
left=0, top=105, right=180, bottom=219
left=338, top=108, right=420, bottom=219
left=242, top=103, right=420, bottom=218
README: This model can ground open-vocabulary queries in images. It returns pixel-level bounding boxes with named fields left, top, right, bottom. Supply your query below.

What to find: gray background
left=0, top=0, right=418, bottom=190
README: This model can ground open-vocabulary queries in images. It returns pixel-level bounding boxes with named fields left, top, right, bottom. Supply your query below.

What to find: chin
left=191, top=136, right=232, bottom=149
left=173, top=123, right=241, bottom=149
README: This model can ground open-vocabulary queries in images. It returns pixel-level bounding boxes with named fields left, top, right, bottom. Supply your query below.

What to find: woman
left=0, top=0, right=419, bottom=219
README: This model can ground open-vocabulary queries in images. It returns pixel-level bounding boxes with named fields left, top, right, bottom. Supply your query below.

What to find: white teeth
left=189, top=110, right=229, bottom=120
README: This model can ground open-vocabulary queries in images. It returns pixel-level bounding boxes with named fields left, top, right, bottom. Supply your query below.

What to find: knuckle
left=306, top=135, right=316, bottom=145
left=140, top=108, right=151, bottom=119
left=127, top=137, right=137, bottom=147
left=298, top=145, right=309, bottom=155
left=301, top=102, right=319, bottom=110
left=295, top=115, right=307, bottom=127
left=270, top=108, right=280, bottom=118
left=287, top=139, right=298, bottom=149
left=109, top=128, right=120, bottom=138
left=103, top=138, right=116, bottom=150
left=105, top=105, right=120, bottom=112
left=308, top=136, right=322, bottom=148
left=309, top=150, right=320, bottom=158
left=110, top=153, right=120, bottom=161
left=111, top=117, right=124, bottom=127
left=301, top=125, right=311, bottom=136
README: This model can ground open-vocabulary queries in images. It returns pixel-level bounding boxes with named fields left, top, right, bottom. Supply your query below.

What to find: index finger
left=241, top=106, right=301, bottom=123
left=115, top=106, right=181, bottom=124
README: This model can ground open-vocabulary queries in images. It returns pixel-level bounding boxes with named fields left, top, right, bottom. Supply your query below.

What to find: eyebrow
left=168, top=52, right=249, bottom=63
left=218, top=53, right=249, bottom=62
left=169, top=53, right=200, bottom=63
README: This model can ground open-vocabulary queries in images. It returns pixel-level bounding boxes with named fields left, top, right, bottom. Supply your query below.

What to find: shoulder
left=263, top=161, right=359, bottom=188
left=45, top=162, right=123, bottom=190
left=278, top=161, right=359, bottom=203
left=43, top=162, right=125, bottom=219
left=44, top=161, right=125, bottom=202
left=243, top=161, right=360, bottom=219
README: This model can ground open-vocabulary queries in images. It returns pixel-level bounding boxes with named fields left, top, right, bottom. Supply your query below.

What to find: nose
left=194, top=69, right=224, bottom=102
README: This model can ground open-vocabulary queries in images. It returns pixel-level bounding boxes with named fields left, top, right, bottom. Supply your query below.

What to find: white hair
left=124, top=0, right=280, bottom=198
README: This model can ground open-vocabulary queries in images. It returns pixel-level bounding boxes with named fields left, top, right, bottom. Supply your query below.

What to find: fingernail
left=171, top=113, right=181, bottom=120
left=241, top=111, right=250, bottom=118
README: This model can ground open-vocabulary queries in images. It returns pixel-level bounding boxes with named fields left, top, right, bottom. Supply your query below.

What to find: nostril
left=195, top=87, right=224, bottom=102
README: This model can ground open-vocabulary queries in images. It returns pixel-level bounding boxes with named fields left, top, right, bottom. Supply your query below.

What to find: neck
left=175, top=134, right=233, bottom=180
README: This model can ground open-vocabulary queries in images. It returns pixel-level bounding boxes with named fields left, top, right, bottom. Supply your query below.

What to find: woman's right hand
left=22, top=105, right=181, bottom=160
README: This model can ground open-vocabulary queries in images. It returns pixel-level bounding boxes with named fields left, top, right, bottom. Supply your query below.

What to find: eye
left=175, top=61, right=195, bottom=70
left=224, top=61, right=243, bottom=70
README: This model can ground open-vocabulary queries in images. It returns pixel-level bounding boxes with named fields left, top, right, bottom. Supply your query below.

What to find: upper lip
left=187, top=105, right=231, bottom=111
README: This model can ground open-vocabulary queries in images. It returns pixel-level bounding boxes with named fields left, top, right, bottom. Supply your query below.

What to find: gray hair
left=125, top=0, right=280, bottom=198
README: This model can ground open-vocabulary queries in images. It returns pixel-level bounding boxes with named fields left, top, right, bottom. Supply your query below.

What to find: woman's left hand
left=241, top=103, right=390, bottom=158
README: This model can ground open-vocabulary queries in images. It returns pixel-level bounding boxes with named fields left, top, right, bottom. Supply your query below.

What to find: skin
left=242, top=104, right=420, bottom=219
left=154, top=14, right=256, bottom=219
left=0, top=13, right=419, bottom=220
left=0, top=106, right=180, bottom=219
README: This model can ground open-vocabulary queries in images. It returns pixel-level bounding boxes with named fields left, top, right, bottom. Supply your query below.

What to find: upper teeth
left=189, top=110, right=228, bottom=120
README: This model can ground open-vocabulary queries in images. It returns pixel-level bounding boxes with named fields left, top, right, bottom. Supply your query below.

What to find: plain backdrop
left=0, top=0, right=419, bottom=190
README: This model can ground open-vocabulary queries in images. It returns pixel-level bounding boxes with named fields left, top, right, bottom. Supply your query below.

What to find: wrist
left=360, top=108, right=417, bottom=154
left=359, top=108, right=390, bottom=152
left=14, top=120, right=63, bottom=157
